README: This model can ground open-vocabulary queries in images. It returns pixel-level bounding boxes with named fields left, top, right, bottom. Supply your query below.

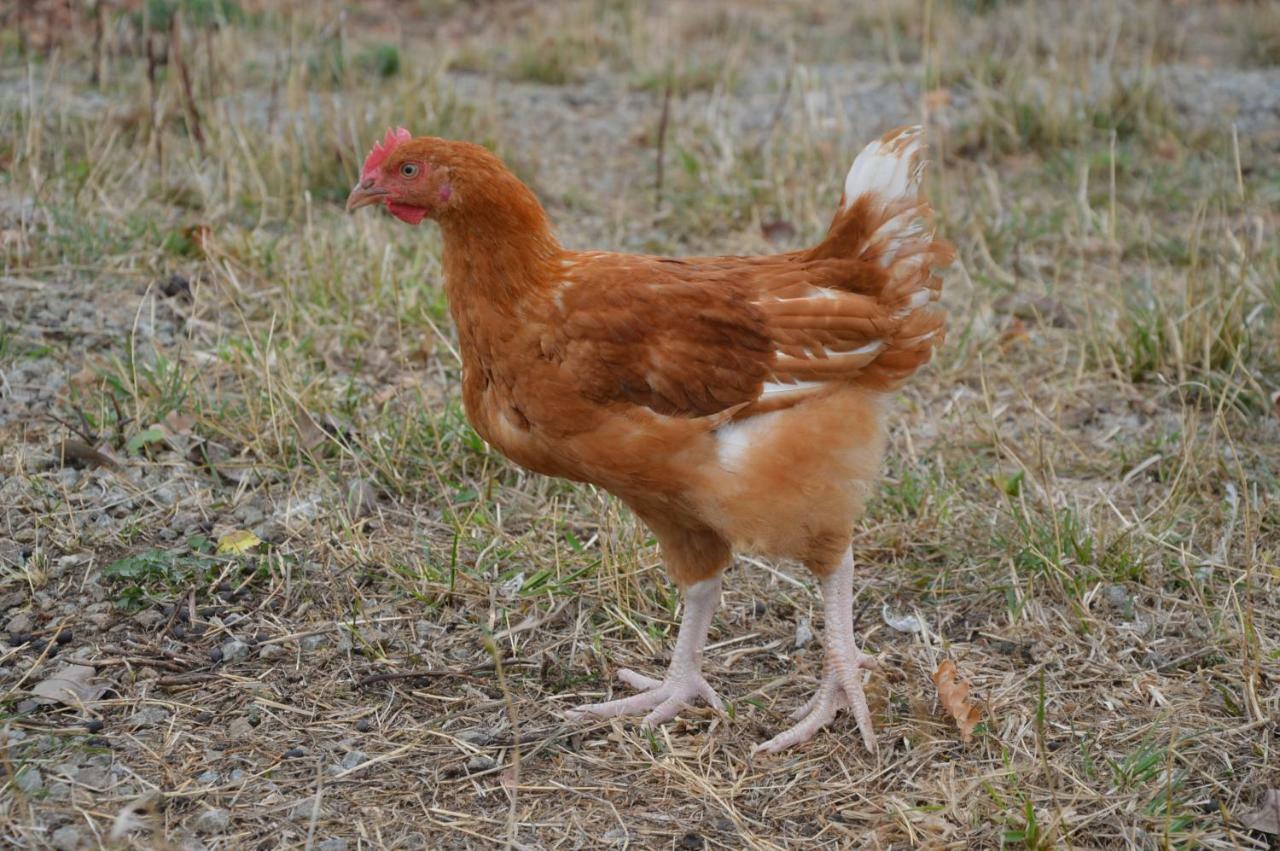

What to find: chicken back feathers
left=550, top=126, right=951, bottom=428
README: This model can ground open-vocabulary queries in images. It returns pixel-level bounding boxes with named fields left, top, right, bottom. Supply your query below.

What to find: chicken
left=346, top=125, right=952, bottom=752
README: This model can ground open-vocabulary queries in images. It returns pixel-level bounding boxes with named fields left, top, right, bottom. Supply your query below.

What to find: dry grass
left=1, top=0, right=1277, bottom=848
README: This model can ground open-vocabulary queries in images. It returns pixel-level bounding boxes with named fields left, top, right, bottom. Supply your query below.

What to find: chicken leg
left=569, top=576, right=723, bottom=727
left=756, top=548, right=878, bottom=753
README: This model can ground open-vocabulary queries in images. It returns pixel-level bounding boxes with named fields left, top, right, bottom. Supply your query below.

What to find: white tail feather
left=843, top=126, right=924, bottom=210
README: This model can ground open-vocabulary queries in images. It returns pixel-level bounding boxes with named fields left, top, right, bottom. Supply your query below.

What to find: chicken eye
left=400, top=163, right=420, bottom=178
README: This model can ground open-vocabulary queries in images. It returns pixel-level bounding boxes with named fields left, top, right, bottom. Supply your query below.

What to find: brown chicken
left=347, top=125, right=952, bottom=752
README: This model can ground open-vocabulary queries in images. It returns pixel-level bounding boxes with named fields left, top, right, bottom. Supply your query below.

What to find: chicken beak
left=345, top=178, right=389, bottom=213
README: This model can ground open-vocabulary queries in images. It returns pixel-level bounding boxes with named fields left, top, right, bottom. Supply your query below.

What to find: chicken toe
left=755, top=650, right=876, bottom=753
left=568, top=576, right=723, bottom=729
left=570, top=667, right=724, bottom=728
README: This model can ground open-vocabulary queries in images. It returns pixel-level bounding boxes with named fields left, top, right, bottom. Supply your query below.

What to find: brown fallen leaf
left=30, top=663, right=107, bottom=707
left=1240, top=789, right=1280, bottom=834
left=932, top=659, right=982, bottom=742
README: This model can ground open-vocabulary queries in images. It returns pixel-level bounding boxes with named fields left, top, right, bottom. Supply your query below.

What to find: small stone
left=339, top=750, right=367, bottom=771
left=14, top=765, right=43, bottom=792
left=6, top=611, right=34, bottom=635
left=465, top=755, right=495, bottom=773
left=55, top=629, right=73, bottom=645
left=317, top=839, right=348, bottom=851
left=208, top=647, right=223, bottom=663
left=193, top=807, right=231, bottom=834
left=227, top=718, right=253, bottom=740
left=289, top=795, right=322, bottom=822
left=355, top=718, right=371, bottom=733
left=258, top=643, right=288, bottom=660
left=84, top=718, right=103, bottom=733
left=131, top=706, right=171, bottom=728
left=196, top=769, right=220, bottom=785
left=76, top=765, right=110, bottom=787
left=133, top=609, right=164, bottom=630
left=220, top=639, right=249, bottom=663
left=283, top=747, right=305, bottom=759
left=678, top=832, right=705, bottom=850
left=51, top=825, right=83, bottom=851
left=300, top=634, right=327, bottom=651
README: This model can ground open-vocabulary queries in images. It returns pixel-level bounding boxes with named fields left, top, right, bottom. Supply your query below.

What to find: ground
left=1, top=0, right=1278, bottom=848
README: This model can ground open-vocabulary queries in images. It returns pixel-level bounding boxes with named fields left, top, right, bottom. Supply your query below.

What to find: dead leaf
left=1240, top=789, right=1280, bottom=834
left=30, top=664, right=106, bottom=706
left=216, top=530, right=262, bottom=555
left=57, top=439, right=118, bottom=470
left=932, top=659, right=982, bottom=742
left=163, top=410, right=195, bottom=435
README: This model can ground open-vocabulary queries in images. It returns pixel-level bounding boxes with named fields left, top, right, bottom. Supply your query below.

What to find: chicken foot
left=756, top=549, right=878, bottom=753
left=569, top=576, right=723, bottom=728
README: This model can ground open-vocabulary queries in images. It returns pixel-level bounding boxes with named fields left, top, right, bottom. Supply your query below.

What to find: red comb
left=361, top=127, right=412, bottom=181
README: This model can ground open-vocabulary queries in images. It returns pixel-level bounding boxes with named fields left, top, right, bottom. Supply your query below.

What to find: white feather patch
left=844, top=128, right=922, bottom=210
left=714, top=411, right=781, bottom=472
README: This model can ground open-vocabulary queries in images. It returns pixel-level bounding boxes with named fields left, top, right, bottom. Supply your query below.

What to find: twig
left=654, top=78, right=672, bottom=212
left=170, top=11, right=206, bottom=155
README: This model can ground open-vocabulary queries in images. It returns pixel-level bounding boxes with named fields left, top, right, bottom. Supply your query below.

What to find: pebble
left=15, top=765, right=43, bottom=792
left=317, top=839, right=348, bottom=851
left=76, top=765, right=110, bottom=787
left=283, top=747, right=306, bottom=759
left=192, top=807, right=232, bottom=834
left=258, top=642, right=288, bottom=660
left=227, top=718, right=254, bottom=740
left=289, top=795, right=322, bottom=822
left=300, top=634, right=327, bottom=651
left=465, top=755, right=495, bottom=773
left=51, top=825, right=84, bottom=851
left=355, top=718, right=372, bottom=733
left=133, top=609, right=164, bottom=629
left=6, top=611, right=34, bottom=635
left=130, top=706, right=171, bottom=728
left=220, top=638, right=250, bottom=663
left=339, top=750, right=368, bottom=771
left=196, top=769, right=220, bottom=785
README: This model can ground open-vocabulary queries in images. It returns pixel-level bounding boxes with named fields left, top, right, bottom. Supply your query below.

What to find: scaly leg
left=756, top=548, right=878, bottom=753
left=569, top=576, right=723, bottom=728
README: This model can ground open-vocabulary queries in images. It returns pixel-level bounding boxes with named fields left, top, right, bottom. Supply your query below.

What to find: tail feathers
left=761, top=126, right=952, bottom=396
left=842, top=125, right=926, bottom=213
